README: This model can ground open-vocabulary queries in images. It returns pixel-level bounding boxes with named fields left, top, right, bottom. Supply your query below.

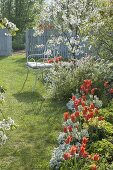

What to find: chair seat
left=26, top=62, right=53, bottom=69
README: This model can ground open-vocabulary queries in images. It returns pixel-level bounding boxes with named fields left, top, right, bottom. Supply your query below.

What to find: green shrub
left=12, top=32, right=25, bottom=51
left=89, top=139, right=113, bottom=163
left=100, top=107, right=113, bottom=124
left=87, top=120, right=113, bottom=143
left=46, top=56, right=113, bottom=105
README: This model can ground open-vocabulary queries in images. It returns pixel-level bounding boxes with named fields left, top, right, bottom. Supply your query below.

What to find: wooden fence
left=26, top=29, right=71, bottom=58
left=26, top=29, right=91, bottom=58
left=0, top=29, right=12, bottom=56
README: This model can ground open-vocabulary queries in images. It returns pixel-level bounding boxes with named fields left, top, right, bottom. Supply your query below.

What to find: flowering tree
left=88, top=0, right=113, bottom=59
left=35, top=0, right=105, bottom=58
left=0, top=18, right=18, bottom=35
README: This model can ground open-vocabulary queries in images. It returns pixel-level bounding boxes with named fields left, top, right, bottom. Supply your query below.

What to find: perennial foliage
left=46, top=56, right=113, bottom=105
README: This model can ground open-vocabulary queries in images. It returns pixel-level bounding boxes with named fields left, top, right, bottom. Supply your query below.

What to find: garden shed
left=0, top=29, right=12, bottom=56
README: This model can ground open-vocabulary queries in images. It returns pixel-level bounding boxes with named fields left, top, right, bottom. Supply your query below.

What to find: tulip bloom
left=82, top=95, right=86, bottom=101
left=63, top=127, right=67, bottom=133
left=70, top=113, right=76, bottom=122
left=90, top=103, right=95, bottom=109
left=64, top=112, right=69, bottom=121
left=93, top=154, right=100, bottom=161
left=90, top=164, right=97, bottom=170
left=79, top=146, right=85, bottom=155
left=109, top=88, right=113, bottom=94
left=80, top=85, right=85, bottom=91
left=47, top=59, right=53, bottom=63
left=91, top=88, right=95, bottom=95
left=63, top=152, right=71, bottom=160
left=68, top=126, right=73, bottom=132
left=65, top=136, right=73, bottom=144
left=70, top=145, right=77, bottom=155
left=82, top=137, right=88, bottom=144
left=98, top=116, right=104, bottom=121
left=75, top=111, right=80, bottom=117
left=72, top=95, right=76, bottom=101
left=82, top=151, right=88, bottom=158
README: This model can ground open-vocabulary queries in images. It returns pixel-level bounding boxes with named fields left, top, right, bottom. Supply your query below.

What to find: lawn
left=0, top=53, right=113, bottom=170
left=0, top=53, right=66, bottom=170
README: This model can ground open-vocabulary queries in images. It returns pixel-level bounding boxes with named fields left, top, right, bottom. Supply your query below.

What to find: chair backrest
left=27, top=41, right=60, bottom=62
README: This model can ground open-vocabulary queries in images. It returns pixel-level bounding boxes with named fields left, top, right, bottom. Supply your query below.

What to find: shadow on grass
left=0, top=56, right=9, bottom=60
left=23, top=97, right=66, bottom=115
left=15, top=57, right=26, bottom=64
left=13, top=91, right=45, bottom=103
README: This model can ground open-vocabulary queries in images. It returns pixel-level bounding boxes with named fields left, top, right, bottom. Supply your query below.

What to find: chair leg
left=19, top=68, right=30, bottom=92
left=32, top=71, right=38, bottom=92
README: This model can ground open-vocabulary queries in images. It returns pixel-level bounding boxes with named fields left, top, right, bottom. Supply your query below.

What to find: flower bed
left=50, top=80, right=113, bottom=170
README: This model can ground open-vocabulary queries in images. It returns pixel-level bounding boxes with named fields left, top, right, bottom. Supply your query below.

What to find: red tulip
left=70, top=113, right=76, bottom=122
left=81, top=101, right=86, bottom=107
left=63, top=152, right=71, bottom=160
left=93, top=154, right=100, bottom=161
left=79, top=146, right=85, bottom=155
left=82, top=95, right=86, bottom=101
left=63, top=127, right=67, bottom=133
left=48, top=59, right=53, bottom=63
left=64, top=112, right=69, bottom=121
left=68, top=126, right=73, bottom=132
left=82, top=109, right=87, bottom=115
left=65, top=136, right=73, bottom=144
left=82, top=137, right=88, bottom=144
left=90, top=103, right=95, bottom=109
left=54, top=57, right=60, bottom=63
left=80, top=85, right=85, bottom=91
left=75, top=111, right=80, bottom=117
left=90, top=164, right=97, bottom=170
left=109, top=88, right=113, bottom=94
left=85, top=89, right=89, bottom=94
left=72, top=95, right=76, bottom=101
left=82, top=151, right=88, bottom=158
left=58, top=56, right=63, bottom=60
left=98, top=116, right=104, bottom=121
left=70, top=145, right=77, bottom=155
left=84, top=106, right=88, bottom=112
left=85, top=114, right=91, bottom=121
left=89, top=112, right=94, bottom=118
left=91, top=88, right=95, bottom=95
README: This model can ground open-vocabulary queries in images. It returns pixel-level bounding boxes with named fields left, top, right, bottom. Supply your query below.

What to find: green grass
left=0, top=54, right=66, bottom=170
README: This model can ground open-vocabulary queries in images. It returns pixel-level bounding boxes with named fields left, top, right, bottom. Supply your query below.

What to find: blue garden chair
left=20, top=43, right=55, bottom=92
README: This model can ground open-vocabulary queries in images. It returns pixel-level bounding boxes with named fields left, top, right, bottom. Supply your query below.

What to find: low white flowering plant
left=0, top=86, right=16, bottom=145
